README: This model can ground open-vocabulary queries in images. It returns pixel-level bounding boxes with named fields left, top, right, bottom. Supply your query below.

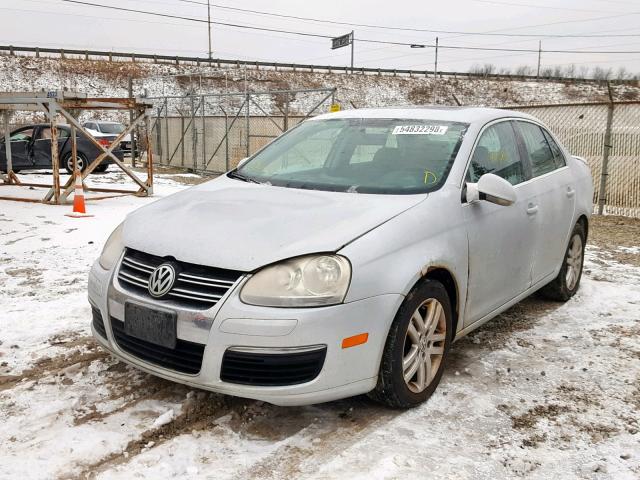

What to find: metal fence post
left=245, top=92, right=250, bottom=158
left=284, top=92, right=289, bottom=131
left=180, top=114, right=185, bottom=167
left=598, top=84, right=615, bottom=215
left=190, top=94, right=196, bottom=170
left=164, top=98, right=169, bottom=166
left=155, top=105, right=162, bottom=161
left=128, top=77, right=137, bottom=167
left=201, top=96, right=206, bottom=172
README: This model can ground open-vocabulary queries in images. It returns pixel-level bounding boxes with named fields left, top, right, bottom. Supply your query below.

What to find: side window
left=38, top=128, right=69, bottom=140
left=542, top=129, right=566, bottom=168
left=10, top=128, right=35, bottom=142
left=468, top=121, right=525, bottom=185
left=516, top=122, right=560, bottom=178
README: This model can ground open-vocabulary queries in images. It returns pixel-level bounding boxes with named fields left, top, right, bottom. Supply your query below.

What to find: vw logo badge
left=148, top=263, right=176, bottom=298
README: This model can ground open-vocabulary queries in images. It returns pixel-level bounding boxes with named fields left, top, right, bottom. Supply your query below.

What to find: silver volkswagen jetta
left=89, top=107, right=593, bottom=407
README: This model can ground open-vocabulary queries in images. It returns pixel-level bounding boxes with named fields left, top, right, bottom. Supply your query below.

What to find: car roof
left=84, top=120, right=121, bottom=124
left=311, top=106, right=539, bottom=125
left=25, top=123, right=70, bottom=128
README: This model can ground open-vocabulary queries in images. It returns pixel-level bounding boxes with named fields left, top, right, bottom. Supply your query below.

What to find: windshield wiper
left=228, top=170, right=260, bottom=184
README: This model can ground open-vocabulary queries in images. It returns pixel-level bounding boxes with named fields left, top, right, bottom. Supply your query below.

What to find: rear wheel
left=63, top=152, right=88, bottom=174
left=540, top=222, right=586, bottom=301
left=369, top=279, right=453, bottom=408
left=94, top=163, right=109, bottom=173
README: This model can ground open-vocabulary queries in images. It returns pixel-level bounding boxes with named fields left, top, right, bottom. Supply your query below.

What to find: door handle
left=526, top=204, right=539, bottom=215
left=566, top=187, right=576, bottom=198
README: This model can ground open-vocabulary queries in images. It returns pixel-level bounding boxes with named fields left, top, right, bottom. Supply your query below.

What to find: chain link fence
left=146, top=93, right=640, bottom=218
left=507, top=101, right=640, bottom=218
left=149, top=88, right=336, bottom=173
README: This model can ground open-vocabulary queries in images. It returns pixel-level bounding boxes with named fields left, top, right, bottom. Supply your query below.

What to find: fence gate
left=149, top=88, right=336, bottom=173
left=507, top=101, right=640, bottom=218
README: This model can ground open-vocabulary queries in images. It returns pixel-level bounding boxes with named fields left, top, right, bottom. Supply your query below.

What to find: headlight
left=99, top=222, right=124, bottom=270
left=240, top=254, right=351, bottom=307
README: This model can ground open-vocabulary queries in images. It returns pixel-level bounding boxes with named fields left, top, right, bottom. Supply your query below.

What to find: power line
left=54, top=0, right=640, bottom=55
left=172, top=0, right=640, bottom=38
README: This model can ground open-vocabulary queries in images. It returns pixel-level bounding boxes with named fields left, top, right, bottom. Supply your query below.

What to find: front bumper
left=89, top=260, right=403, bottom=406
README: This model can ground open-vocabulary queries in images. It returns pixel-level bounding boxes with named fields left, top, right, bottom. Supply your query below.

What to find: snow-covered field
left=1, top=170, right=639, bottom=480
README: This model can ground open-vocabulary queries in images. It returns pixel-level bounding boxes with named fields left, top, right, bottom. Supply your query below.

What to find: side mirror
left=466, top=173, right=516, bottom=206
left=236, top=157, right=250, bottom=169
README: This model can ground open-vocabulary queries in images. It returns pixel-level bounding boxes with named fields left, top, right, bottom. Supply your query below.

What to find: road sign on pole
left=331, top=33, right=352, bottom=50
left=331, top=32, right=355, bottom=73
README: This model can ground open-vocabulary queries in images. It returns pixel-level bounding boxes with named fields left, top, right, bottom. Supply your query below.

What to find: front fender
left=340, top=186, right=468, bottom=331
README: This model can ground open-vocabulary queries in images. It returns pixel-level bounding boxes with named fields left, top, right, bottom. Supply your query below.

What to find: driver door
left=462, top=120, right=538, bottom=325
left=1, top=127, right=34, bottom=170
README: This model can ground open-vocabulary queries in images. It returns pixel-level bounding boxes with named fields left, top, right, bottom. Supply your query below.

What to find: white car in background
left=89, top=107, right=593, bottom=408
left=83, top=120, right=132, bottom=153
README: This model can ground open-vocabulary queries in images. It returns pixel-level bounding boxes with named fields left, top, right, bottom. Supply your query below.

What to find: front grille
left=117, top=248, right=243, bottom=310
left=221, top=347, right=327, bottom=386
left=92, top=306, right=107, bottom=339
left=111, top=318, right=205, bottom=374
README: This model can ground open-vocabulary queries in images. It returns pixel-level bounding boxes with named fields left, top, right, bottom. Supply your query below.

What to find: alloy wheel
left=67, top=156, right=84, bottom=172
left=565, top=233, right=583, bottom=291
left=403, top=298, right=447, bottom=393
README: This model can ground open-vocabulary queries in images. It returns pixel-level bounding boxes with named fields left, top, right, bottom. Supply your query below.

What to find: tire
left=369, top=279, right=453, bottom=408
left=63, top=152, right=88, bottom=174
left=94, top=164, right=108, bottom=173
left=539, top=221, right=586, bottom=302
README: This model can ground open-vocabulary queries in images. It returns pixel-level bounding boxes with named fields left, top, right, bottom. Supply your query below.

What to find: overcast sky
left=1, top=0, right=640, bottom=75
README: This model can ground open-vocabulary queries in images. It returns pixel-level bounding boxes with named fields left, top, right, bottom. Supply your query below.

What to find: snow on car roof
left=311, top=106, right=540, bottom=125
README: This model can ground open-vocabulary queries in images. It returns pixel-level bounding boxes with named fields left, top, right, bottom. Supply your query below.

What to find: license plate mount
left=124, top=303, right=177, bottom=349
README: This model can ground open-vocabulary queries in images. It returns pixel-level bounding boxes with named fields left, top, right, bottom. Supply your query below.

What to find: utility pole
left=207, top=0, right=212, bottom=59
left=350, top=30, right=355, bottom=73
left=434, top=37, right=438, bottom=79
left=537, top=40, right=542, bottom=79
left=434, top=37, right=439, bottom=104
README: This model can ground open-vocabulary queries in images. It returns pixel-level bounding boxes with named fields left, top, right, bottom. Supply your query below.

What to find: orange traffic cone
left=65, top=172, right=93, bottom=218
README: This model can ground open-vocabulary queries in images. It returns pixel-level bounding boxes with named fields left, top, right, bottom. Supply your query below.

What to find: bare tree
left=616, top=66, right=630, bottom=80
left=592, top=66, right=613, bottom=80
left=578, top=66, right=590, bottom=79
left=515, top=65, right=534, bottom=76
left=468, top=63, right=496, bottom=76
left=540, top=67, right=554, bottom=77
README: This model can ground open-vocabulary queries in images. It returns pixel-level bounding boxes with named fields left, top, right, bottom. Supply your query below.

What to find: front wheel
left=369, top=279, right=453, bottom=408
left=539, top=222, right=586, bottom=301
left=63, top=152, right=88, bottom=174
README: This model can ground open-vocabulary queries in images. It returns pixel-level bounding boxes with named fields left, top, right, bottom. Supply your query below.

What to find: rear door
left=462, top=120, right=538, bottom=325
left=513, top=121, right=576, bottom=284
left=31, top=126, right=52, bottom=167
left=31, top=126, right=71, bottom=168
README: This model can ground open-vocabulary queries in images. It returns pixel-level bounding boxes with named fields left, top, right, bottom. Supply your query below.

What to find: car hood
left=123, top=175, right=426, bottom=272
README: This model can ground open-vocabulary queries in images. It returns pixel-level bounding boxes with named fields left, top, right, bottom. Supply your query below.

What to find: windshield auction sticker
left=392, top=125, right=448, bottom=135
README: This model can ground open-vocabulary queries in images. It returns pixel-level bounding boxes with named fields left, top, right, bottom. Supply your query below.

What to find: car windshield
left=99, top=123, right=125, bottom=134
left=235, top=118, right=469, bottom=194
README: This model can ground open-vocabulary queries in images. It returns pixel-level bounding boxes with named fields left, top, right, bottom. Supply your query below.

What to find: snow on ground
left=1, top=170, right=639, bottom=480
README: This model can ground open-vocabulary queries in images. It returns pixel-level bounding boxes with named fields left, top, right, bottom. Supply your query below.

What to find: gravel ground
left=0, top=171, right=638, bottom=479
left=588, top=215, right=640, bottom=267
